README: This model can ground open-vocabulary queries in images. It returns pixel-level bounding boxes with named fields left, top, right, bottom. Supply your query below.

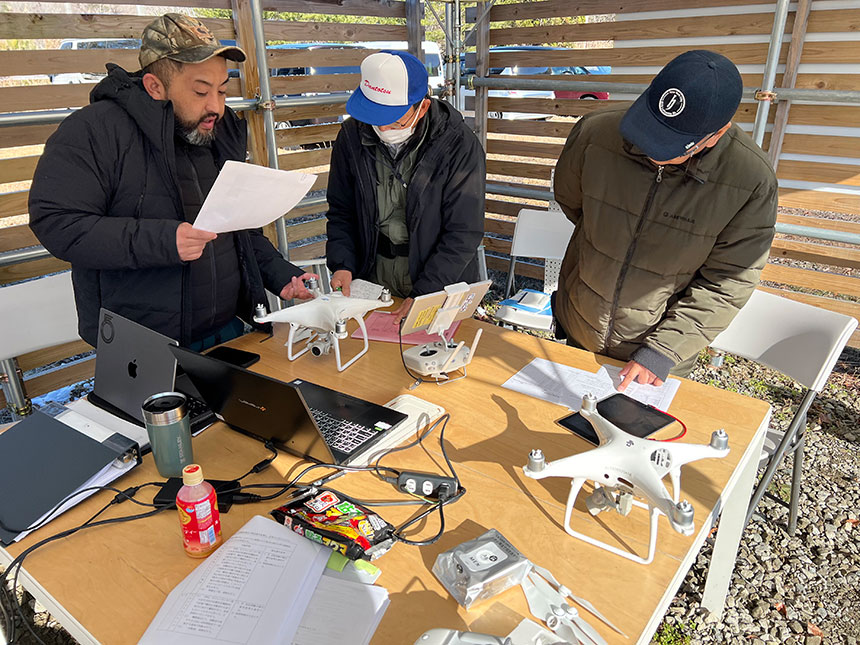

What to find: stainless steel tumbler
left=142, top=392, right=193, bottom=478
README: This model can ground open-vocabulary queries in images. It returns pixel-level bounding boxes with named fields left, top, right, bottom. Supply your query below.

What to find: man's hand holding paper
left=176, top=222, right=217, bottom=261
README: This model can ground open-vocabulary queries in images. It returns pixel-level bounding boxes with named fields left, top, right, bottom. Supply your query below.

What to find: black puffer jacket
left=29, top=64, right=301, bottom=346
left=325, top=99, right=485, bottom=296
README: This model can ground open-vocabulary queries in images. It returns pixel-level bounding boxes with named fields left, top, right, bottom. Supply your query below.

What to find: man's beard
left=176, top=113, right=219, bottom=146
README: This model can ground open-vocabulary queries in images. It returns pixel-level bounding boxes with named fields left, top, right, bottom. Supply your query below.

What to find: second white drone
left=523, top=393, right=730, bottom=565
left=254, top=284, right=392, bottom=371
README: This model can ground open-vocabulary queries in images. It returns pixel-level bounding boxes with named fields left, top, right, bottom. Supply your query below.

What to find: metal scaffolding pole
left=468, top=76, right=860, bottom=104
left=247, top=0, right=290, bottom=261
left=454, top=0, right=462, bottom=111
left=752, top=0, right=792, bottom=147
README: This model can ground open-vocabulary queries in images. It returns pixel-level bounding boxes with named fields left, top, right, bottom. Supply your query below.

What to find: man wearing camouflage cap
left=30, top=14, right=312, bottom=349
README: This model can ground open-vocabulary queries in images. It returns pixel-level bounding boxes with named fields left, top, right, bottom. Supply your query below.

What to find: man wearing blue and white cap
left=553, top=50, right=777, bottom=389
left=325, top=50, right=485, bottom=317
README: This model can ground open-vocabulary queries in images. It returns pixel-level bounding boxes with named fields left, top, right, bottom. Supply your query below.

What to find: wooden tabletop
left=3, top=317, right=770, bottom=644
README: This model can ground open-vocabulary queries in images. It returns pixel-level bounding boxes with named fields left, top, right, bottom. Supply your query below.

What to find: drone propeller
left=529, top=564, right=627, bottom=639
left=522, top=571, right=605, bottom=645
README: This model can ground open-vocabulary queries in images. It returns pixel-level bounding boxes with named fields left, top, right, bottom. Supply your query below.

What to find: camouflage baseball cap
left=139, top=13, right=246, bottom=69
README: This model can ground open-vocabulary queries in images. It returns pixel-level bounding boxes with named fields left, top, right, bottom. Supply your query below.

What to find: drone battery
left=432, top=528, right=530, bottom=609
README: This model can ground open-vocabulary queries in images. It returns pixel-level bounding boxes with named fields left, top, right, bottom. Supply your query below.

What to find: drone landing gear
left=286, top=317, right=371, bottom=372
left=562, top=477, right=661, bottom=565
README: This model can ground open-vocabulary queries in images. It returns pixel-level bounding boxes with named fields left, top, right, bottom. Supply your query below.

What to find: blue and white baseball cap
left=620, top=50, right=743, bottom=162
left=346, top=50, right=429, bottom=126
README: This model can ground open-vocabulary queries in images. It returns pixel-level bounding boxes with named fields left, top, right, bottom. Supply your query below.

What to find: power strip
left=397, top=471, right=458, bottom=500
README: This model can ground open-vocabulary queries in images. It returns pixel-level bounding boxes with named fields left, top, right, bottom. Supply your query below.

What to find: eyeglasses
left=385, top=106, right=418, bottom=130
left=682, top=131, right=717, bottom=157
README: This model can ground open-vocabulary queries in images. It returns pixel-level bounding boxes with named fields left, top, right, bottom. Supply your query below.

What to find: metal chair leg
left=788, top=430, right=806, bottom=535
left=746, top=389, right=816, bottom=527
left=504, top=256, right=517, bottom=299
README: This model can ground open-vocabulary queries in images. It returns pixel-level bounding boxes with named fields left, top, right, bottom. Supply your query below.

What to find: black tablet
left=557, top=393, right=674, bottom=445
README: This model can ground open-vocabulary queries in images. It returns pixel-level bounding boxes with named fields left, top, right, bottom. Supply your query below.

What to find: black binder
left=0, top=411, right=141, bottom=545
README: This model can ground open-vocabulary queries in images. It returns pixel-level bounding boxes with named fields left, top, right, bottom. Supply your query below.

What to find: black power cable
left=1, top=493, right=168, bottom=645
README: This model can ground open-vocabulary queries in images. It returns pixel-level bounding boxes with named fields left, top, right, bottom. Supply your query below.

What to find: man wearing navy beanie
left=553, top=50, right=778, bottom=389
left=325, top=50, right=485, bottom=319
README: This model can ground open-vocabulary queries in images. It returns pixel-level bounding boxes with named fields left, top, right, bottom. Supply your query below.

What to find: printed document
left=140, top=515, right=330, bottom=645
left=193, top=161, right=316, bottom=234
left=293, top=575, right=389, bottom=645
left=502, top=358, right=680, bottom=412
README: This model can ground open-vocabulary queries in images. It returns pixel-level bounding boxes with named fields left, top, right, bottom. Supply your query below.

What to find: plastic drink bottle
left=176, top=464, right=222, bottom=557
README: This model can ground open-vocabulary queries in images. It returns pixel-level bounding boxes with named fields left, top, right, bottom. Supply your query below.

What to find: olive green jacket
left=553, top=105, right=778, bottom=379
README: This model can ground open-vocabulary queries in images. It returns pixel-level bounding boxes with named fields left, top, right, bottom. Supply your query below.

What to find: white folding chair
left=709, top=289, right=858, bottom=535
left=0, top=272, right=81, bottom=418
left=494, top=207, right=574, bottom=332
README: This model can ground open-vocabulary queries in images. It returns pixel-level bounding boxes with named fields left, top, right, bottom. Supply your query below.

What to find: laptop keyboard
left=309, top=407, right=377, bottom=454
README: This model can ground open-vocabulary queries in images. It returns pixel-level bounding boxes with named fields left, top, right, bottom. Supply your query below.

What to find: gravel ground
left=655, top=351, right=860, bottom=645
left=2, top=277, right=858, bottom=645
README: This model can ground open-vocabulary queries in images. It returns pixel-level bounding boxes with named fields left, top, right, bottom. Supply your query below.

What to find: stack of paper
left=141, top=515, right=389, bottom=645
left=502, top=358, right=681, bottom=412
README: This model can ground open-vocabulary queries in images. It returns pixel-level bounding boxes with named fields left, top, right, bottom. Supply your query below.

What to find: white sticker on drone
left=460, top=542, right=507, bottom=572
left=650, top=448, right=673, bottom=469
left=659, top=88, right=685, bottom=117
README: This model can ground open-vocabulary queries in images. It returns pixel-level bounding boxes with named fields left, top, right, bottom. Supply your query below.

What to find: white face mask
left=373, top=104, right=422, bottom=145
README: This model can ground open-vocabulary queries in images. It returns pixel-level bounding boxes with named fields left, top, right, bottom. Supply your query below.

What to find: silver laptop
left=91, top=309, right=178, bottom=424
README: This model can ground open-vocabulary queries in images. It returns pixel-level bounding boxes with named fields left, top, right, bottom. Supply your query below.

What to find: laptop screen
left=169, top=345, right=333, bottom=463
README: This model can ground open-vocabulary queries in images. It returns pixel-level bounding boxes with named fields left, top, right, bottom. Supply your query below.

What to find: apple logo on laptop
left=127, top=360, right=138, bottom=379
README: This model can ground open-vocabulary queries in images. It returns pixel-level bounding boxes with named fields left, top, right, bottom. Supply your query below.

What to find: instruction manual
left=502, top=357, right=681, bottom=412
left=192, top=161, right=316, bottom=234
left=140, top=515, right=330, bottom=645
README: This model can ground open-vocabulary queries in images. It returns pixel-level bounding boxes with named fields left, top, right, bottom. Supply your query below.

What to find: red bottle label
left=178, top=488, right=221, bottom=552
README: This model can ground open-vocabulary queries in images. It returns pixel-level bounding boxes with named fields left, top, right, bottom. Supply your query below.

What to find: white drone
left=254, top=280, right=393, bottom=371
left=522, top=393, right=730, bottom=565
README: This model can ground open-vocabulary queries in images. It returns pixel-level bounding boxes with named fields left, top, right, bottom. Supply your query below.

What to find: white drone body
left=523, top=393, right=730, bottom=565
left=254, top=289, right=392, bottom=371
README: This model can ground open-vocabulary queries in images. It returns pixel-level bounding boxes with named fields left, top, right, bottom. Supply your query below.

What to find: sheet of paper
left=193, top=160, right=316, bottom=234
left=140, top=515, right=330, bottom=645
left=597, top=364, right=681, bottom=411
left=347, top=279, right=384, bottom=300
left=65, top=397, right=149, bottom=449
left=351, top=311, right=461, bottom=345
left=501, top=357, right=680, bottom=412
left=292, top=576, right=389, bottom=645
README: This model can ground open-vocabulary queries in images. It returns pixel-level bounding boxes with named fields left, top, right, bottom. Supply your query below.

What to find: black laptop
left=169, top=345, right=407, bottom=465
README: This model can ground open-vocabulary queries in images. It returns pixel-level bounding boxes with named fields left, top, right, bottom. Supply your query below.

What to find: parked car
left=553, top=65, right=611, bottom=101
left=461, top=46, right=611, bottom=119
left=269, top=43, right=365, bottom=147
left=52, top=38, right=242, bottom=83
left=52, top=39, right=140, bottom=84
